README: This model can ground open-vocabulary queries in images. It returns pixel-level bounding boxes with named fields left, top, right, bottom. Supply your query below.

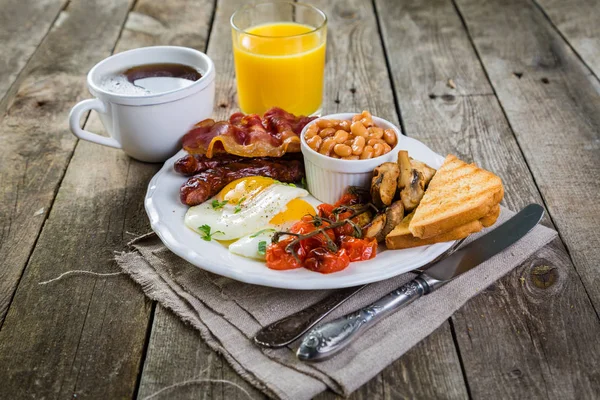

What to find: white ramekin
left=300, top=113, right=403, bottom=204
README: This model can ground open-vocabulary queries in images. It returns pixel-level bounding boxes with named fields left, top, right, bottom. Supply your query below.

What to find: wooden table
left=1, top=0, right=599, bottom=398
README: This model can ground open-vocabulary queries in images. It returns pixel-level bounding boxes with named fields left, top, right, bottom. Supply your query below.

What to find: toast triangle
left=386, top=205, right=500, bottom=250
left=408, top=155, right=503, bottom=239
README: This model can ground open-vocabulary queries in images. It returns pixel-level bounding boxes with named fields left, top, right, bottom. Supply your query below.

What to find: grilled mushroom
left=363, top=213, right=386, bottom=240
left=354, top=210, right=375, bottom=227
left=371, top=162, right=399, bottom=208
left=410, top=159, right=436, bottom=188
left=362, top=200, right=404, bottom=242
left=378, top=201, right=404, bottom=242
left=398, top=151, right=434, bottom=212
left=403, top=170, right=425, bottom=211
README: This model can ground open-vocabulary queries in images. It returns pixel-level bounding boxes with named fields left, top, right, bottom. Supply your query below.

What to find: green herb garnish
left=273, top=179, right=296, bottom=187
left=211, top=199, right=228, bottom=210
left=257, top=240, right=267, bottom=256
left=234, top=197, right=246, bottom=214
left=250, top=228, right=276, bottom=238
left=198, top=224, right=224, bottom=241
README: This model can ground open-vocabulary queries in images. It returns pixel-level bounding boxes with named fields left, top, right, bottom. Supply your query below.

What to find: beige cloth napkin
left=116, top=207, right=556, bottom=399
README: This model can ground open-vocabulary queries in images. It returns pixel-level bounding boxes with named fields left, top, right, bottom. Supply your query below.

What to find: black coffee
left=100, top=63, right=203, bottom=95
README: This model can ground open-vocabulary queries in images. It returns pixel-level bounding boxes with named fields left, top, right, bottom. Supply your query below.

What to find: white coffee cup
left=69, top=46, right=215, bottom=162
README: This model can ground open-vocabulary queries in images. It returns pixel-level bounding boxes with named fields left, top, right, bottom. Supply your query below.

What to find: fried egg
left=185, top=177, right=315, bottom=256
left=228, top=228, right=277, bottom=260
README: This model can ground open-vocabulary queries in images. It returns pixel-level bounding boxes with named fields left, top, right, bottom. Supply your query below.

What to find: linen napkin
left=116, top=207, right=556, bottom=399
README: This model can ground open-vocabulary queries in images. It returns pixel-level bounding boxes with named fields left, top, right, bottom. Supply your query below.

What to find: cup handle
left=68, top=98, right=122, bottom=149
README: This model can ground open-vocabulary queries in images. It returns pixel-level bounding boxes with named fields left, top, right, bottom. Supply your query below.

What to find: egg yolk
left=217, top=176, right=277, bottom=204
left=269, top=198, right=315, bottom=225
left=214, top=175, right=314, bottom=225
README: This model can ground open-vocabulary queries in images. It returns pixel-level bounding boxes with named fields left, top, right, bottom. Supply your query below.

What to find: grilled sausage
left=180, top=159, right=305, bottom=206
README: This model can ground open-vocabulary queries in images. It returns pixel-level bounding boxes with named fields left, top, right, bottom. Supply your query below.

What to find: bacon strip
left=174, top=152, right=304, bottom=176
left=181, top=107, right=316, bottom=158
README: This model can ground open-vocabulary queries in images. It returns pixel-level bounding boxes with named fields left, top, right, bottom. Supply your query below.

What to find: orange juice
left=232, top=22, right=326, bottom=116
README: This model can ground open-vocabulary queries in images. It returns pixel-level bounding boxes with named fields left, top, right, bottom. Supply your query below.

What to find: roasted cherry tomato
left=301, top=214, right=315, bottom=223
left=333, top=224, right=353, bottom=238
left=290, top=218, right=332, bottom=235
left=333, top=209, right=353, bottom=221
left=340, top=237, right=378, bottom=262
left=317, top=203, right=334, bottom=219
left=304, top=247, right=351, bottom=274
left=265, top=238, right=304, bottom=270
left=268, top=189, right=377, bottom=273
left=334, top=192, right=361, bottom=207
left=290, top=219, right=336, bottom=251
left=289, top=220, right=315, bottom=235
left=301, top=234, right=333, bottom=254
left=318, top=191, right=361, bottom=222
left=332, top=211, right=359, bottom=237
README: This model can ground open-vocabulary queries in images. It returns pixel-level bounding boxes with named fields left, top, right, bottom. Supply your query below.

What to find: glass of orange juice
left=231, top=1, right=327, bottom=116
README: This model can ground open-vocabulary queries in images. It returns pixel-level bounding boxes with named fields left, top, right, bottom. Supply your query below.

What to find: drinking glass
left=231, top=1, right=327, bottom=116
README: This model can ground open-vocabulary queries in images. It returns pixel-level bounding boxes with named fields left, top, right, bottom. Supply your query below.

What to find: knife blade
left=296, top=204, right=544, bottom=361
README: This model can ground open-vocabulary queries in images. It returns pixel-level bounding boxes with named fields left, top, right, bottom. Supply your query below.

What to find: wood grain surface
left=454, top=0, right=600, bottom=312
left=375, top=0, right=600, bottom=398
left=0, top=0, right=133, bottom=326
left=0, top=0, right=67, bottom=109
left=138, top=305, right=264, bottom=400
left=0, top=0, right=598, bottom=398
left=535, top=0, right=600, bottom=79
left=0, top=0, right=151, bottom=396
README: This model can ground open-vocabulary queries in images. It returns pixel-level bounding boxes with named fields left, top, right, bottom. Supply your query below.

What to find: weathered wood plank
left=134, top=1, right=270, bottom=397
left=0, top=1, right=141, bottom=396
left=118, top=0, right=214, bottom=53
left=0, top=0, right=67, bottom=109
left=454, top=0, right=600, bottom=311
left=0, top=0, right=133, bottom=325
left=535, top=0, right=600, bottom=79
left=137, top=0, right=468, bottom=399
left=312, top=0, right=399, bottom=122
left=318, top=5, right=471, bottom=398
left=452, top=240, right=600, bottom=399
left=310, top=3, right=468, bottom=395
left=0, top=0, right=212, bottom=398
left=137, top=305, right=264, bottom=400
left=375, top=0, right=600, bottom=398
left=380, top=323, right=468, bottom=399
left=0, top=134, right=151, bottom=399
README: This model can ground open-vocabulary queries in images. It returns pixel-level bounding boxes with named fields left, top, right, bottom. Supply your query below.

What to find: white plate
left=145, top=136, right=452, bottom=290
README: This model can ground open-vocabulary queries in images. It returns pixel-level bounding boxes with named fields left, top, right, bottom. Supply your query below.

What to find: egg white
left=228, top=228, right=276, bottom=260
left=184, top=184, right=309, bottom=241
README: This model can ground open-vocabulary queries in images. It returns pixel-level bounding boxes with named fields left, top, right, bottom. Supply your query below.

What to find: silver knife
left=254, top=238, right=466, bottom=348
left=296, top=204, right=544, bottom=361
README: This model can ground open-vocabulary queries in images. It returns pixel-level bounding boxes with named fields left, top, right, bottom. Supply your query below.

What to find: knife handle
left=296, top=275, right=439, bottom=361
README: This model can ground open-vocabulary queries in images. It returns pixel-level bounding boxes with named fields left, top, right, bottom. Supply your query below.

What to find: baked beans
left=305, top=111, right=396, bottom=160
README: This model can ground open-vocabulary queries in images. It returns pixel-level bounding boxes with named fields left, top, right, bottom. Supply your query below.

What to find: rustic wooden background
left=0, top=0, right=599, bottom=398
